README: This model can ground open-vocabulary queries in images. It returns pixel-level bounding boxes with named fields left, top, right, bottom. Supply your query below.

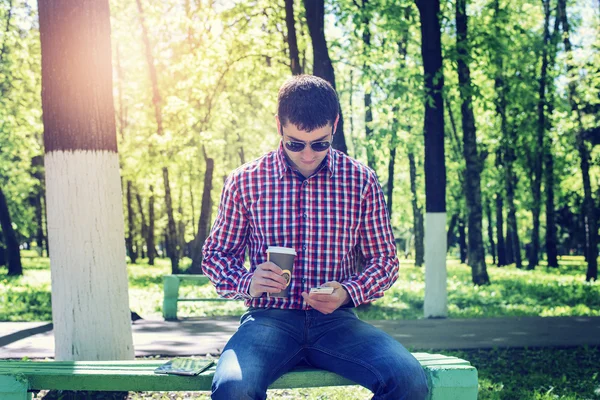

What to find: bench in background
left=163, top=274, right=236, bottom=320
left=0, top=353, right=478, bottom=399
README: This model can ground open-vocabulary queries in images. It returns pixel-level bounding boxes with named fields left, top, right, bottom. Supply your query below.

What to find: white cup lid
left=267, top=246, right=297, bottom=255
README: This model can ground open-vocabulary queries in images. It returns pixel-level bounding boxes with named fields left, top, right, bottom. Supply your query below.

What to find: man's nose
left=301, top=145, right=315, bottom=155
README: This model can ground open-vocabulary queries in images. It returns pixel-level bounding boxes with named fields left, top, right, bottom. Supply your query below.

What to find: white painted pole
left=46, top=151, right=134, bottom=361
left=424, top=212, right=447, bottom=318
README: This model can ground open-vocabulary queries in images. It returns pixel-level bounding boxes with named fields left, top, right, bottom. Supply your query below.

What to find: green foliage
left=1, top=0, right=598, bottom=281
left=0, top=1, right=43, bottom=242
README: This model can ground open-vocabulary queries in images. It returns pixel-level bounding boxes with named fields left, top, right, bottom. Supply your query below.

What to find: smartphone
left=310, top=286, right=334, bottom=295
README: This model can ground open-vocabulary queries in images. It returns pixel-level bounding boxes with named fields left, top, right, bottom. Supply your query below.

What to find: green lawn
left=2, top=252, right=598, bottom=322
left=3, top=252, right=600, bottom=399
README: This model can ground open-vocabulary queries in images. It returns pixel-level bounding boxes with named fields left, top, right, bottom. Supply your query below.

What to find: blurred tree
left=455, top=0, right=489, bottom=284
left=304, top=0, right=348, bottom=154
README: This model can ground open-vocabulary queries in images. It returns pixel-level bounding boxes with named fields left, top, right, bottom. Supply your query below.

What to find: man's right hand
left=249, top=262, right=288, bottom=297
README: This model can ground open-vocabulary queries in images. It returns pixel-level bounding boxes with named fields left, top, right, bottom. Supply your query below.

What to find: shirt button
left=303, top=213, right=308, bottom=219
left=303, top=181, right=308, bottom=187
left=301, top=278, right=306, bottom=283
left=302, top=245, right=307, bottom=251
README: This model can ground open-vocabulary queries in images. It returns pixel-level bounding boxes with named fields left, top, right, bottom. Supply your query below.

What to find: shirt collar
left=276, top=141, right=336, bottom=179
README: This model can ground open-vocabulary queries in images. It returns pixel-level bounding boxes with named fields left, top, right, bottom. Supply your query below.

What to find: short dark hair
left=277, top=75, right=339, bottom=132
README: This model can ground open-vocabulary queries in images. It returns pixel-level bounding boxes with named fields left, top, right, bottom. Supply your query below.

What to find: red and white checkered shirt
left=201, top=142, right=399, bottom=309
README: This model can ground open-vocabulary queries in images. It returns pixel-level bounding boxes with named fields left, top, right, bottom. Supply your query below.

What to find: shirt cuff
left=236, top=271, right=254, bottom=300
left=340, top=280, right=365, bottom=307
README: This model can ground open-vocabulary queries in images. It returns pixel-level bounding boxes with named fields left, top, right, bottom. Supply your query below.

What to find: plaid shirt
left=201, top=142, right=399, bottom=309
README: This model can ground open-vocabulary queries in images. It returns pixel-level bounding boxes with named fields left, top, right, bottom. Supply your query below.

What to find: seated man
left=202, top=74, right=428, bottom=400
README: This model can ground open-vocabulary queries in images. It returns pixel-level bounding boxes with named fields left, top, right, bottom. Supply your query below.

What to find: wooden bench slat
left=0, top=354, right=478, bottom=398
left=0, top=353, right=468, bottom=369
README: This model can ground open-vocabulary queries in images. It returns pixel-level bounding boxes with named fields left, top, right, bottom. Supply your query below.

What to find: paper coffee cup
left=267, top=246, right=296, bottom=297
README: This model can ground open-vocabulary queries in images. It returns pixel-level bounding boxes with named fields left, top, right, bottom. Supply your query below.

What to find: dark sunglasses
left=281, top=127, right=334, bottom=152
left=284, top=139, right=332, bottom=153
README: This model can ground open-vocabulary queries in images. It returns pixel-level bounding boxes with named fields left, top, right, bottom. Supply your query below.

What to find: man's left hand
left=301, top=281, right=351, bottom=314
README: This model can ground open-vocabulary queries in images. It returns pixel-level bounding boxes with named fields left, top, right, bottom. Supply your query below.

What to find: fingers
left=249, top=262, right=288, bottom=297
left=256, top=262, right=288, bottom=286
left=301, top=291, right=340, bottom=314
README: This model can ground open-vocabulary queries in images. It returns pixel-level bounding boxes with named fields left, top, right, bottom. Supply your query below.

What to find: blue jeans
left=211, top=308, right=428, bottom=400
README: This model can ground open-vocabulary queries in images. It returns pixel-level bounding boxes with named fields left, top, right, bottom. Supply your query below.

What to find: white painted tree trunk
left=46, top=150, right=134, bottom=361
left=424, top=212, right=447, bottom=318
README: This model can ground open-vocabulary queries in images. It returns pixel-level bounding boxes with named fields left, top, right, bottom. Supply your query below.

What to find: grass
left=3, top=252, right=598, bottom=322
left=4, top=251, right=600, bottom=399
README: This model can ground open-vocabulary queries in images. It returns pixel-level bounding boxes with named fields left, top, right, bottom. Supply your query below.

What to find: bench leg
left=163, top=275, right=180, bottom=321
left=425, top=366, right=478, bottom=400
left=0, top=375, right=31, bottom=400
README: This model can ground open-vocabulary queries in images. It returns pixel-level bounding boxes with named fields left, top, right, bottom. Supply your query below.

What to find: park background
left=0, top=0, right=599, bottom=399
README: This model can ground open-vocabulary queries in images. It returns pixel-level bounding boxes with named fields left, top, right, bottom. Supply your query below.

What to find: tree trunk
left=38, top=0, right=133, bottom=361
left=456, top=0, right=489, bottom=285
left=506, top=169, right=522, bottom=267
left=528, top=0, right=555, bottom=270
left=495, top=189, right=507, bottom=266
left=177, top=187, right=186, bottom=259
left=387, top=130, right=396, bottom=217
left=190, top=147, right=215, bottom=273
left=416, top=0, right=447, bottom=317
left=558, top=0, right=598, bottom=281
left=360, top=2, right=375, bottom=171
left=349, top=71, right=358, bottom=157
left=386, top=24, right=410, bottom=221
left=136, top=0, right=180, bottom=272
left=126, top=181, right=137, bottom=264
left=33, top=190, right=45, bottom=256
left=545, top=146, right=558, bottom=267
left=447, top=213, right=458, bottom=251
left=148, top=185, right=156, bottom=265
left=0, top=236, right=5, bottom=266
left=458, top=214, right=467, bottom=264
left=408, top=152, right=424, bottom=267
left=0, top=186, right=22, bottom=275
left=284, top=0, right=302, bottom=75
left=528, top=197, right=541, bottom=269
left=31, top=155, right=47, bottom=256
left=492, top=0, right=521, bottom=269
left=485, top=199, right=496, bottom=265
left=163, top=167, right=179, bottom=273
left=303, top=0, right=347, bottom=154
left=135, top=192, right=147, bottom=260
left=543, top=3, right=560, bottom=267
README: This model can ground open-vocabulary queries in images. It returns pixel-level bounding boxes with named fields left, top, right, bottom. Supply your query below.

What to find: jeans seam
left=268, top=348, right=304, bottom=384
left=308, top=345, right=387, bottom=391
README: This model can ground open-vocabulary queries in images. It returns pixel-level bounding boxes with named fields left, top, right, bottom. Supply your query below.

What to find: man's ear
left=333, top=114, right=340, bottom=134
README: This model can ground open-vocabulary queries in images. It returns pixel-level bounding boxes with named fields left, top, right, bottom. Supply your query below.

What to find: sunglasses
left=281, top=127, right=334, bottom=153
left=284, top=139, right=332, bottom=152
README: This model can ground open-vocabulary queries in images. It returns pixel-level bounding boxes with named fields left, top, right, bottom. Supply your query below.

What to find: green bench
left=0, top=353, right=478, bottom=399
left=163, top=274, right=237, bottom=320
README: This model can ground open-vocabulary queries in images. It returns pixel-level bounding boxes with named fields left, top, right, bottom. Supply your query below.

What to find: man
left=202, top=75, right=428, bottom=399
